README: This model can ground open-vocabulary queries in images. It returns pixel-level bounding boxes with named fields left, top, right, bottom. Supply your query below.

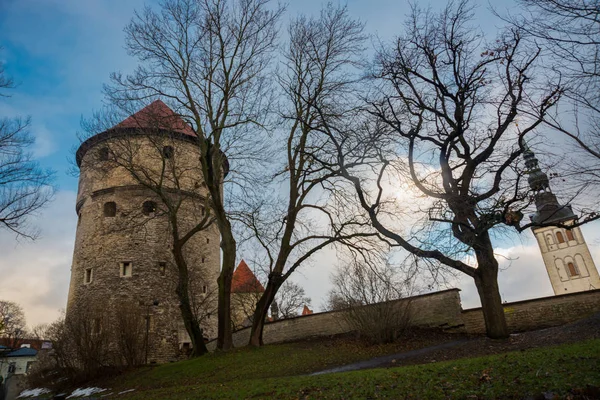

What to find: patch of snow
left=17, top=388, right=51, bottom=398
left=117, top=389, right=136, bottom=395
left=66, top=387, right=107, bottom=398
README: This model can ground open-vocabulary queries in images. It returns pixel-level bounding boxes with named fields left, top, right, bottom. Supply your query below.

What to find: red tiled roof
left=232, top=260, right=264, bottom=293
left=302, top=305, right=313, bottom=315
left=112, top=100, right=196, bottom=137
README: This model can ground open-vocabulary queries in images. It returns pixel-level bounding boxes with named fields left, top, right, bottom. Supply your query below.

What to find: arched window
left=546, top=234, right=554, bottom=246
left=162, top=146, right=174, bottom=159
left=556, top=232, right=565, bottom=244
left=567, top=262, right=579, bottom=277
left=142, top=201, right=157, bottom=216
left=566, top=230, right=575, bottom=241
left=103, top=202, right=116, bottom=217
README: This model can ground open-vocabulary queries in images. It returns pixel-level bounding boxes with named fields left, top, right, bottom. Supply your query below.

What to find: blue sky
left=3, top=0, right=599, bottom=328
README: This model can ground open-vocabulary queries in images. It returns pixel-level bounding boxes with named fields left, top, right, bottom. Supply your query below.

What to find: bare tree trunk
left=217, top=225, right=236, bottom=350
left=474, top=249, right=509, bottom=339
left=173, top=244, right=208, bottom=356
left=248, top=278, right=281, bottom=346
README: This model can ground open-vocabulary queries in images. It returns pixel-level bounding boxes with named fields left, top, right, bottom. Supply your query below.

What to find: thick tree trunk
left=173, top=245, right=208, bottom=357
left=473, top=250, right=509, bottom=339
left=248, top=280, right=281, bottom=347
left=217, top=227, right=236, bottom=350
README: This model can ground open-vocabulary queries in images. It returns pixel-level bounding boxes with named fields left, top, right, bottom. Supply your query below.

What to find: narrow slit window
left=202, top=285, right=207, bottom=294
left=120, top=261, right=133, bottom=277
left=84, top=268, right=93, bottom=284
left=566, top=230, right=575, bottom=241
left=206, top=238, right=209, bottom=244
left=104, top=202, right=116, bottom=217
left=159, top=262, right=166, bottom=277
left=201, top=257, right=205, bottom=263
left=556, top=232, right=565, bottom=244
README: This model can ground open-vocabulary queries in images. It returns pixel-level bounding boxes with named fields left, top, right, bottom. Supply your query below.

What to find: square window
left=120, top=262, right=133, bottom=277
left=84, top=268, right=93, bottom=284
left=104, top=202, right=117, bottom=217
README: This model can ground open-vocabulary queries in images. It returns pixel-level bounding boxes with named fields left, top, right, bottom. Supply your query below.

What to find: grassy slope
left=104, top=339, right=600, bottom=399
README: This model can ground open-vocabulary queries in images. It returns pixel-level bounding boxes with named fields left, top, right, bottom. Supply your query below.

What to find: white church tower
left=525, top=146, right=600, bottom=295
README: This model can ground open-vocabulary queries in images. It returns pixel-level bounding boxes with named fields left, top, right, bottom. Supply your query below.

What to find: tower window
left=566, top=230, right=575, bottom=241
left=159, top=262, right=166, bottom=276
left=202, top=285, right=207, bottom=294
left=104, top=202, right=116, bottom=217
left=567, top=262, right=579, bottom=277
left=84, top=268, right=93, bottom=284
left=206, top=238, right=209, bottom=244
left=556, top=232, right=565, bottom=244
left=202, top=257, right=205, bottom=263
left=162, top=146, right=174, bottom=159
left=120, top=262, right=133, bottom=277
left=99, top=147, right=109, bottom=161
left=142, top=201, right=157, bottom=216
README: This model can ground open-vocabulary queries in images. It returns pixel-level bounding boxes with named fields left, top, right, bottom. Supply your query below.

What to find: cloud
left=0, top=190, right=76, bottom=328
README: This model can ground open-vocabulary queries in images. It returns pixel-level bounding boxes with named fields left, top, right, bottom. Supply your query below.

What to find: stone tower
left=525, top=146, right=600, bottom=295
left=67, top=100, right=221, bottom=363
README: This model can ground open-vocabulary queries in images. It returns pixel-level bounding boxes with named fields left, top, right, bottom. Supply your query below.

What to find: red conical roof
left=112, top=99, right=196, bottom=137
left=302, top=305, right=313, bottom=315
left=232, top=260, right=264, bottom=293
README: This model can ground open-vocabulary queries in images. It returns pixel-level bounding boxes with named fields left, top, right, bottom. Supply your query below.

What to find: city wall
left=208, top=288, right=600, bottom=350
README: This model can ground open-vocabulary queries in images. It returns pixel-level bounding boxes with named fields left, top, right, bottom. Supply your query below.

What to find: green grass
left=103, top=339, right=600, bottom=399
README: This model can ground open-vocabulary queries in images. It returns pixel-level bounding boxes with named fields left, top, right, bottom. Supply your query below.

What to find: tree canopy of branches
left=0, top=300, right=27, bottom=348
left=240, top=4, right=376, bottom=346
left=328, top=258, right=414, bottom=344
left=274, top=281, right=311, bottom=319
left=0, top=50, right=54, bottom=239
left=104, top=0, right=283, bottom=351
left=326, top=0, right=563, bottom=339
left=508, top=0, right=600, bottom=210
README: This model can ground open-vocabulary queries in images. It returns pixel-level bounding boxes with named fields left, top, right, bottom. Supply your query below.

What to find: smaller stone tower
left=525, top=146, right=600, bottom=294
left=230, top=260, right=264, bottom=329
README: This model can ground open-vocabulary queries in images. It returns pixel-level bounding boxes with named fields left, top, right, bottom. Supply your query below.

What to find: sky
left=0, top=0, right=599, bottom=329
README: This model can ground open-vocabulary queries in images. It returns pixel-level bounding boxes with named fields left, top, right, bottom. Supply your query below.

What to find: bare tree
left=0, top=50, right=54, bottom=239
left=328, top=258, right=414, bottom=344
left=241, top=4, right=376, bottom=346
left=274, top=281, right=311, bottom=319
left=325, top=1, right=568, bottom=339
left=114, top=303, right=146, bottom=367
left=0, top=300, right=26, bottom=349
left=103, top=0, right=283, bottom=351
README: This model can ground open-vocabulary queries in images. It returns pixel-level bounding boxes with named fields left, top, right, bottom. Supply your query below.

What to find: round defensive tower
left=67, top=100, right=221, bottom=363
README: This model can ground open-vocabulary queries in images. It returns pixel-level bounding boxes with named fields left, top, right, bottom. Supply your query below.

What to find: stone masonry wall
left=208, top=289, right=463, bottom=350
left=207, top=288, right=600, bottom=351
left=462, top=288, right=600, bottom=334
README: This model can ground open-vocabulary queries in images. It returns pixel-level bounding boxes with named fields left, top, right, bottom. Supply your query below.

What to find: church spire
left=524, top=144, right=575, bottom=224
